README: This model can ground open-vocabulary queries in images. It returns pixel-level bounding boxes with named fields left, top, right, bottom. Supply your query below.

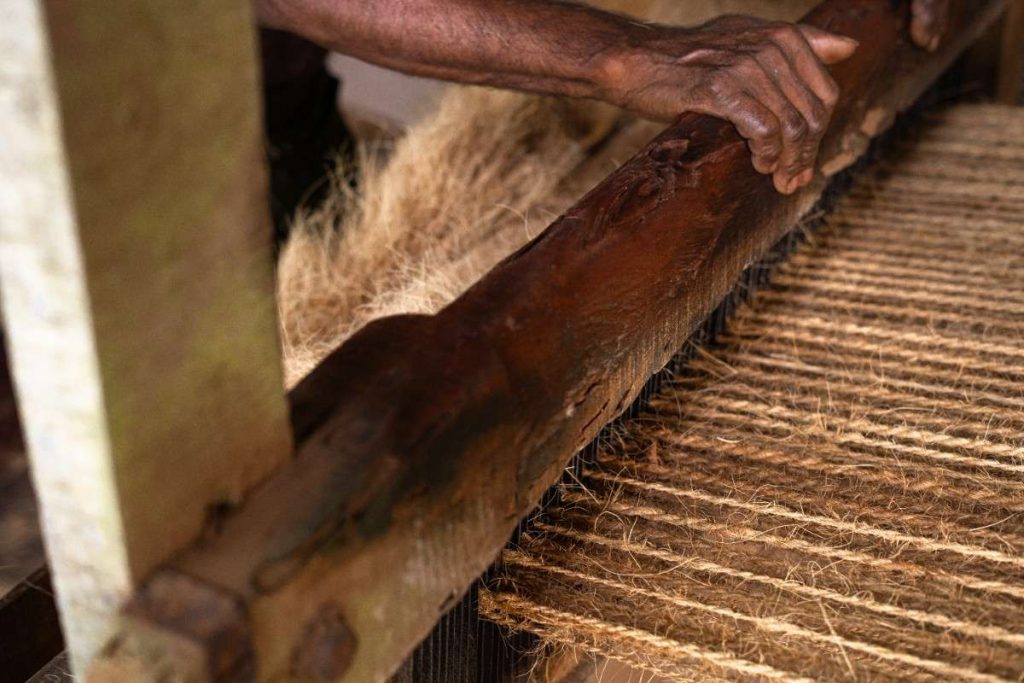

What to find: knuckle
left=806, top=102, right=828, bottom=133
left=770, top=23, right=799, bottom=43
left=782, top=110, right=808, bottom=141
left=753, top=115, right=781, bottom=141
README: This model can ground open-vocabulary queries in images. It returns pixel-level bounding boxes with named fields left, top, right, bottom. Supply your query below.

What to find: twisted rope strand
left=532, top=522, right=1024, bottom=648
left=484, top=104, right=1024, bottom=681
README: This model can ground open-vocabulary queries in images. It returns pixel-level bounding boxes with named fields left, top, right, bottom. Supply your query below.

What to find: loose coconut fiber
left=275, top=0, right=816, bottom=386
left=480, top=104, right=1024, bottom=682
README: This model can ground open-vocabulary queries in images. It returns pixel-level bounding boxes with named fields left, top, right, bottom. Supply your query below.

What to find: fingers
left=738, top=24, right=852, bottom=193
left=911, top=0, right=949, bottom=51
left=787, top=26, right=846, bottom=108
left=771, top=25, right=851, bottom=191
left=723, top=92, right=785, bottom=178
left=744, top=63, right=812, bottom=192
left=796, top=24, right=860, bottom=64
left=706, top=55, right=809, bottom=193
left=673, top=18, right=859, bottom=194
left=751, top=43, right=831, bottom=193
left=757, top=25, right=855, bottom=192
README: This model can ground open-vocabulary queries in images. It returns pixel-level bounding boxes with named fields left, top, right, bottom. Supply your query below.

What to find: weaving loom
left=3, top=1, right=1022, bottom=681
left=481, top=104, right=1024, bottom=681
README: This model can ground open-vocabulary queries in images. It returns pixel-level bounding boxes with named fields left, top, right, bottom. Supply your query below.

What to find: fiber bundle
left=482, top=104, right=1024, bottom=682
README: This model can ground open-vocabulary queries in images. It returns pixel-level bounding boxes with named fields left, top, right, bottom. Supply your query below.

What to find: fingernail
left=929, top=36, right=940, bottom=51
left=799, top=169, right=813, bottom=185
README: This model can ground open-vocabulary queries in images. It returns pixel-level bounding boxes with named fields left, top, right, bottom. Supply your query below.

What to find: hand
left=911, top=0, right=950, bottom=51
left=598, top=15, right=858, bottom=194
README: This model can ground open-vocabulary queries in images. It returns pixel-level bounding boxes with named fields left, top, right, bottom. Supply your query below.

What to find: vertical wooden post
left=0, top=1, right=292, bottom=674
left=997, top=0, right=1024, bottom=102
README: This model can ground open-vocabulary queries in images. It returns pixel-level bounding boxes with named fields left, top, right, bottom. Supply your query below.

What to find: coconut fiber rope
left=479, top=103, right=1024, bottom=682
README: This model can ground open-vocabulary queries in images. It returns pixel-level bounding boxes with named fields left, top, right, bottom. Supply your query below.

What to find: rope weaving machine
left=482, top=104, right=1024, bottom=681
left=0, top=1, right=1022, bottom=682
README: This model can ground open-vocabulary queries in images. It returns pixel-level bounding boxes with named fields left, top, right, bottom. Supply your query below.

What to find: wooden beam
left=0, top=1, right=292, bottom=674
left=90, top=2, right=1005, bottom=681
left=997, top=0, right=1024, bottom=102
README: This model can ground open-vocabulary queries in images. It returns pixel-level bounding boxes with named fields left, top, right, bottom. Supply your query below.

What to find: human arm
left=256, top=0, right=859, bottom=193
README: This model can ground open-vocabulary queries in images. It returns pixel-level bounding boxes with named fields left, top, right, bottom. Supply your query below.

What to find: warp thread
left=482, top=104, right=1024, bottom=682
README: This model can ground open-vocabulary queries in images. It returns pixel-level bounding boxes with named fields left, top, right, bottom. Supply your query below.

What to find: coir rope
left=480, top=104, right=1024, bottom=682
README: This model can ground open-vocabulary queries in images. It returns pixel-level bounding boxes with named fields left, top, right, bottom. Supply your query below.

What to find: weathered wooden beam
left=90, top=2, right=1004, bottom=681
left=997, top=0, right=1024, bottom=102
left=0, top=0, right=292, bottom=674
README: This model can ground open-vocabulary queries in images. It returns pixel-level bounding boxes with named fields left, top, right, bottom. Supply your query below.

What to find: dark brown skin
left=257, top=0, right=949, bottom=194
left=912, top=0, right=952, bottom=52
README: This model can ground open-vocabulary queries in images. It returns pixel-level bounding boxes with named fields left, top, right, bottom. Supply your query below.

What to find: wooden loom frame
left=0, top=0, right=1019, bottom=681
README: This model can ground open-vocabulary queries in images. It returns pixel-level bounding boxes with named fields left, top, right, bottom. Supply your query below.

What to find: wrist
left=589, top=23, right=685, bottom=108
left=588, top=30, right=639, bottom=105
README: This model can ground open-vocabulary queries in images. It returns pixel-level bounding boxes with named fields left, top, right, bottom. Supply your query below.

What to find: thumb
left=798, top=24, right=859, bottom=64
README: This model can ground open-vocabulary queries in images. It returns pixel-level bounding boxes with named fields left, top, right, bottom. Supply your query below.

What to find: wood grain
left=0, top=0, right=292, bottom=673
left=997, top=0, right=1024, bottom=103
left=91, top=2, right=1005, bottom=681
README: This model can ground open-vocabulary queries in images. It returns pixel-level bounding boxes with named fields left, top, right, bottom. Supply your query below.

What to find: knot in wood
left=636, top=178, right=661, bottom=198
left=647, top=137, right=691, bottom=168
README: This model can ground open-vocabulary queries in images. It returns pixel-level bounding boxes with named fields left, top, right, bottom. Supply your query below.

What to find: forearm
left=256, top=0, right=636, bottom=100
left=255, top=0, right=863, bottom=195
